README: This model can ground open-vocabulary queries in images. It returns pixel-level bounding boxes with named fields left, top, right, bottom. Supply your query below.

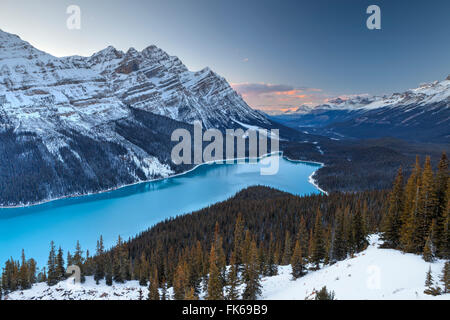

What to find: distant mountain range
left=0, top=29, right=270, bottom=206
left=273, top=77, right=450, bottom=143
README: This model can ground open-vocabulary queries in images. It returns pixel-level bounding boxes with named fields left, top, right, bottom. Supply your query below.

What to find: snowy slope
left=263, top=235, right=449, bottom=300
left=5, top=235, right=449, bottom=300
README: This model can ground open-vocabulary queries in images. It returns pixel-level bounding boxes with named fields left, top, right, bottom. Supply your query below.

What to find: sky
left=0, top=0, right=449, bottom=113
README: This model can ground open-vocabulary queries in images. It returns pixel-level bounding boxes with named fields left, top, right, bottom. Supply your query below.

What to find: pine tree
left=353, top=210, right=368, bottom=253
left=422, top=234, right=433, bottom=262
left=47, top=241, right=57, bottom=286
left=173, top=261, right=188, bottom=300
left=148, top=269, right=160, bottom=300
left=56, top=247, right=66, bottom=282
left=281, top=231, right=292, bottom=265
left=440, top=261, right=449, bottom=294
left=434, top=153, right=448, bottom=258
left=138, top=252, right=149, bottom=286
left=241, top=230, right=252, bottom=281
left=190, top=241, right=203, bottom=294
left=297, top=216, right=309, bottom=257
left=333, top=208, right=346, bottom=261
left=242, top=240, right=261, bottom=300
left=444, top=185, right=450, bottom=259
left=310, top=209, right=325, bottom=268
left=424, top=266, right=440, bottom=296
left=94, top=236, right=105, bottom=284
left=113, top=236, right=129, bottom=283
left=314, top=286, right=335, bottom=300
left=400, top=156, right=421, bottom=252
left=105, top=255, right=113, bottom=286
left=226, top=251, right=240, bottom=300
left=413, top=157, right=437, bottom=253
left=207, top=244, right=223, bottom=300
left=382, top=167, right=404, bottom=248
left=264, top=233, right=277, bottom=276
left=213, top=222, right=226, bottom=284
left=290, top=240, right=304, bottom=279
left=233, top=213, right=245, bottom=269
left=18, top=249, right=30, bottom=290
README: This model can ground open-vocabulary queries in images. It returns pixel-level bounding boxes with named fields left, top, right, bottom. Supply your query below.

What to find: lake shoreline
left=0, top=152, right=326, bottom=209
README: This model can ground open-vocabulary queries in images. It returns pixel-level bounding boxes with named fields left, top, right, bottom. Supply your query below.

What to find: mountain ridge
left=0, top=29, right=270, bottom=206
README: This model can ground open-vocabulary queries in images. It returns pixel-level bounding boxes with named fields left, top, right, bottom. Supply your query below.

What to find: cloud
left=230, top=82, right=326, bottom=113
left=231, top=83, right=297, bottom=95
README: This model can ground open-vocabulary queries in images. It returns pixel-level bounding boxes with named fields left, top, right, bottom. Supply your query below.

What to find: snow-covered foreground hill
left=263, top=235, right=448, bottom=300
left=5, top=235, right=449, bottom=300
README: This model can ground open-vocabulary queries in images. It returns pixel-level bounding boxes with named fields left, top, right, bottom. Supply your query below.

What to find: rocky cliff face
left=0, top=29, right=268, bottom=206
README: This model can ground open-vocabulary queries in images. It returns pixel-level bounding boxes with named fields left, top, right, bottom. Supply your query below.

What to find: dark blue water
left=0, top=155, right=321, bottom=268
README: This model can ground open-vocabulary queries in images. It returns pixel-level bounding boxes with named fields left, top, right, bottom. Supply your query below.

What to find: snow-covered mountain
left=4, top=235, right=449, bottom=300
left=0, top=29, right=269, bottom=206
left=275, top=77, right=450, bottom=142
left=0, top=29, right=267, bottom=132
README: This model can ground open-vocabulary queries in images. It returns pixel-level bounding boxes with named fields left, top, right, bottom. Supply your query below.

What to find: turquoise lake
left=0, top=155, right=322, bottom=268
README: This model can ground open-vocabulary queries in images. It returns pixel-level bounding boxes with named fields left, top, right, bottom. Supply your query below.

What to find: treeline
left=381, top=153, right=449, bottom=260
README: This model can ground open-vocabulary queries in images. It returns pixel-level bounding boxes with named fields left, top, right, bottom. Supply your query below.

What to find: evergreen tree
left=352, top=210, right=368, bottom=253
left=241, top=230, right=252, bottom=281
left=400, top=156, right=421, bottom=252
left=424, top=266, right=440, bottom=296
left=138, top=252, right=149, bottom=286
left=105, top=255, right=113, bottom=286
left=382, top=167, right=404, bottom=248
left=18, top=249, right=30, bottom=290
left=440, top=261, right=449, bottom=294
left=422, top=234, right=434, bottom=262
left=310, top=210, right=325, bottom=268
left=290, top=240, right=304, bottom=279
left=148, top=269, right=160, bottom=300
left=263, top=233, right=277, bottom=276
left=242, top=240, right=261, bottom=300
left=94, top=236, right=105, bottom=284
left=56, top=247, right=66, bottom=282
left=113, top=236, right=129, bottom=283
left=207, top=244, right=223, bottom=300
left=233, top=213, right=245, bottom=269
left=434, top=153, right=448, bottom=258
left=413, top=157, right=437, bottom=253
left=281, top=231, right=292, bottom=265
left=173, top=261, right=188, bottom=300
left=47, top=241, right=57, bottom=286
left=314, top=286, right=335, bottom=300
left=297, top=216, right=309, bottom=257
left=333, top=208, right=346, bottom=261
left=226, top=251, right=240, bottom=300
